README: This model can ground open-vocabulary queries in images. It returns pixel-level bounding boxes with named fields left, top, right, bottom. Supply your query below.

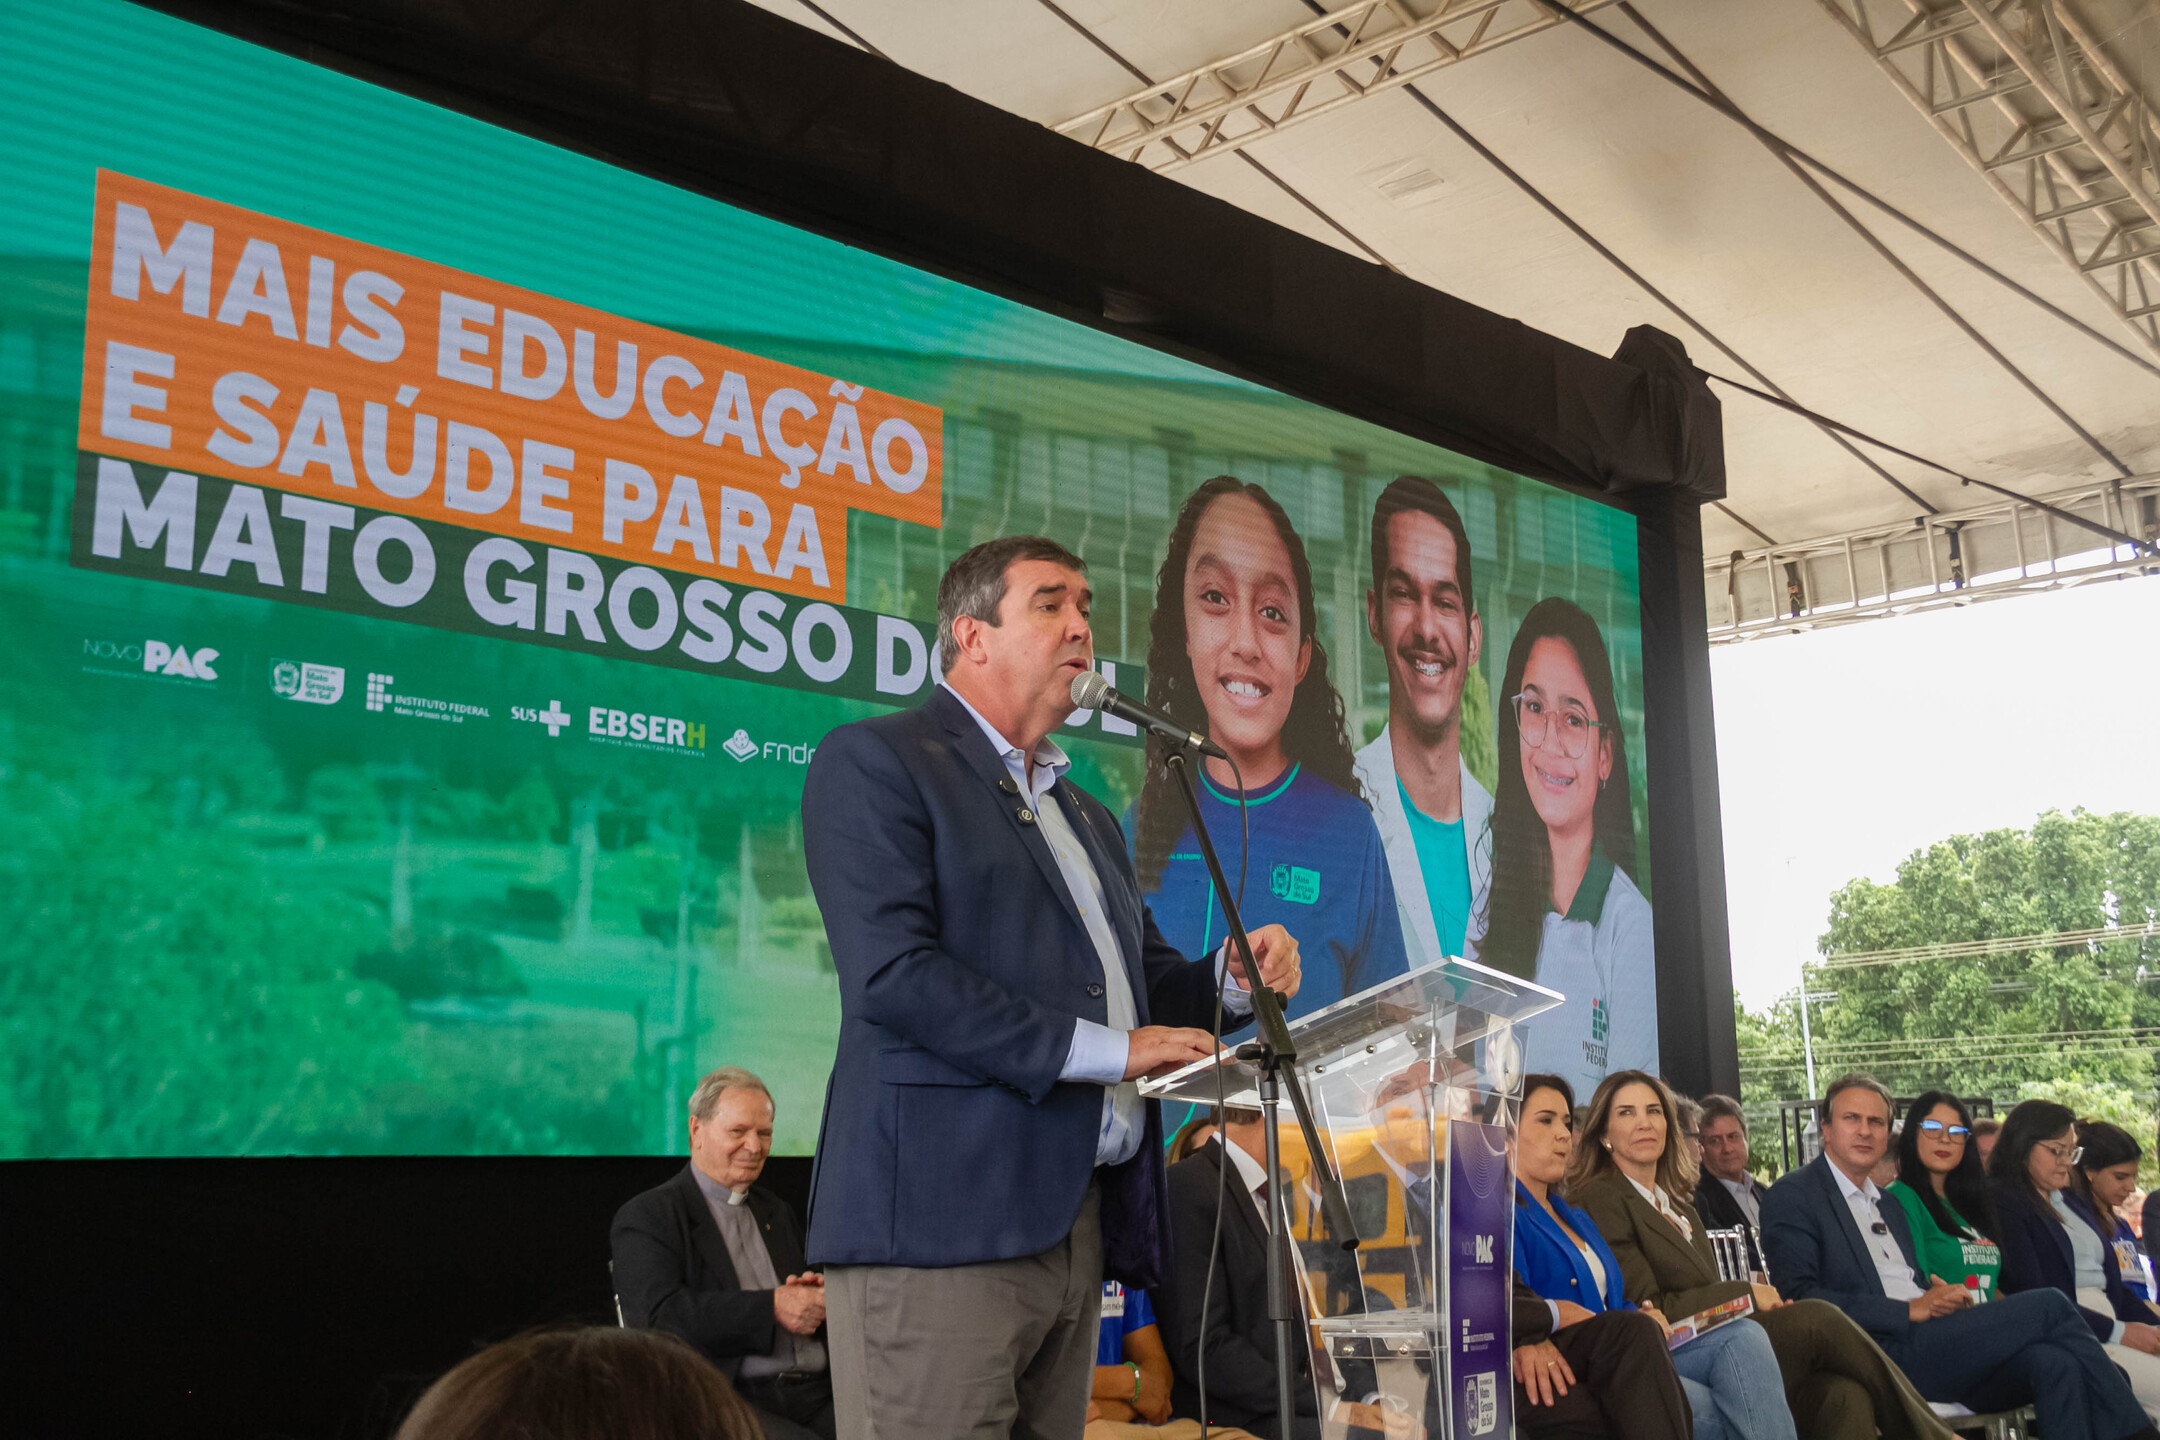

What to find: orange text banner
left=79, top=171, right=944, bottom=604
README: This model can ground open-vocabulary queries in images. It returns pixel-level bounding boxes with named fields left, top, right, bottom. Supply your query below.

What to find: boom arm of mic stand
left=1162, top=747, right=1359, bottom=1254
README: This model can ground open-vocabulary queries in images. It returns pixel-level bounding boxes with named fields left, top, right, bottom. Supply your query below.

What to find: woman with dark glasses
left=1884, top=1091, right=2001, bottom=1302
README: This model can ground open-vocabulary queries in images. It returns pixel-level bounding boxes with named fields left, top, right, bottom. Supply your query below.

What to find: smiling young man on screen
left=800, top=535, right=1303, bottom=1440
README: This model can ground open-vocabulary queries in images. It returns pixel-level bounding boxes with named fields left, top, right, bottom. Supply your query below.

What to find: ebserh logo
left=271, top=659, right=344, bottom=704
left=588, top=707, right=706, bottom=751
left=366, top=673, right=392, bottom=713
left=723, top=728, right=758, bottom=762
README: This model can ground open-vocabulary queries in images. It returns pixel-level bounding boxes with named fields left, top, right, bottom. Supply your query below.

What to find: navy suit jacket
left=1991, top=1181, right=2147, bottom=1341
left=1759, top=1153, right=1921, bottom=1344
left=800, top=687, right=1222, bottom=1287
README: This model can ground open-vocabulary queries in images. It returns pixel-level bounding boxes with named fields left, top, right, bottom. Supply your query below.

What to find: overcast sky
left=1711, top=571, right=2160, bottom=1010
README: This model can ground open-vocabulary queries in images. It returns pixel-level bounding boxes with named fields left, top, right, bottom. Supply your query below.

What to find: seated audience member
left=1167, top=1110, right=1221, bottom=1167
left=1570, top=1071, right=1947, bottom=1440
left=1694, top=1094, right=1769, bottom=1276
left=1164, top=1106, right=1376, bottom=1440
left=1676, top=1096, right=1706, bottom=1170
left=2072, top=1121, right=2158, bottom=1308
left=1509, top=1073, right=1700, bottom=1440
left=1990, top=1102, right=2160, bottom=1419
left=611, top=1067, right=833, bottom=1440
left=393, top=1326, right=760, bottom=1440
left=1086, top=1278, right=1257, bottom=1439
left=1760, top=1073, right=2155, bottom=1440
left=1882, top=1091, right=2000, bottom=1303
left=1971, top=1118, right=2001, bottom=1169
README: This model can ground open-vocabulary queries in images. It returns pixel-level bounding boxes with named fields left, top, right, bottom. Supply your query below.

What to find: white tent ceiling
left=753, top=0, right=2160, bottom=628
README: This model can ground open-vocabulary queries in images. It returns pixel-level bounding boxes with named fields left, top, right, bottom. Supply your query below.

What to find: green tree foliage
left=1740, top=809, right=2160, bottom=1173
left=0, top=767, right=407, bottom=1157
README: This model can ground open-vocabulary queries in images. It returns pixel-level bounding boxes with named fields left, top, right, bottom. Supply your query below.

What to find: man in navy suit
left=801, top=535, right=1303, bottom=1440
left=1761, top=1073, right=2154, bottom=1440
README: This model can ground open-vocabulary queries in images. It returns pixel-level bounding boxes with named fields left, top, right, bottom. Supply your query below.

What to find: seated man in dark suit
left=1161, top=1107, right=1332, bottom=1440
left=1761, top=1072, right=2155, bottom=1440
left=611, top=1066, right=833, bottom=1440
left=1694, top=1093, right=1770, bottom=1275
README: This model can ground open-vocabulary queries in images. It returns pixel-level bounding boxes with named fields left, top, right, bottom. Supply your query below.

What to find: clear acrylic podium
left=1142, top=958, right=1562, bottom=1440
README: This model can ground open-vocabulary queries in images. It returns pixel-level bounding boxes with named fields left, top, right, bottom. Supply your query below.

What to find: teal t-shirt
left=1398, top=778, right=1473, bottom=958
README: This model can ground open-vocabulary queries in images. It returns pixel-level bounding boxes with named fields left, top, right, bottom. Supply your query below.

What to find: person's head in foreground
left=687, top=1065, right=775, bottom=1196
left=394, top=1327, right=759, bottom=1440
left=1697, top=1093, right=1751, bottom=1185
left=1479, top=596, right=1637, bottom=980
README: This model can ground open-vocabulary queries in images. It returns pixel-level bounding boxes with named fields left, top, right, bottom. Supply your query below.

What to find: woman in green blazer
left=1568, top=1070, right=1954, bottom=1440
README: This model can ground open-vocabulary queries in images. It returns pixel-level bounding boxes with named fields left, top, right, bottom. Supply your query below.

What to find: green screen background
left=0, top=0, right=1644, bottom=1158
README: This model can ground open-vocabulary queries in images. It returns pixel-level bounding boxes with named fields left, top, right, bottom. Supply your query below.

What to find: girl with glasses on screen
left=1991, top=1101, right=2160, bottom=1419
left=1129, top=476, right=1409, bottom=1023
left=1469, top=597, right=1654, bottom=1095
left=1885, top=1091, right=2002, bottom=1303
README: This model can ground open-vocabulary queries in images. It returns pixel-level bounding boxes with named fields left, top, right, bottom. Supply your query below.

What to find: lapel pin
left=1017, top=808, right=1037, bottom=826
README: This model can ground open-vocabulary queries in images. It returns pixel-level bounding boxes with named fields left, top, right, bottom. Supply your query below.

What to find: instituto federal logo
left=365, top=674, right=489, bottom=724
left=271, top=659, right=345, bottom=704
left=723, top=728, right=758, bottom=762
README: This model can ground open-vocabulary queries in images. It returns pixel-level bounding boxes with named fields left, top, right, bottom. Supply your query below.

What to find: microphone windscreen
left=1070, top=669, right=1109, bottom=710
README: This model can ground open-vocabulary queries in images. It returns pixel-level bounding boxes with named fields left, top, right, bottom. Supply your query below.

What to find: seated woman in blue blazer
left=1990, top=1100, right=2160, bottom=1420
left=1513, top=1072, right=1772, bottom=1440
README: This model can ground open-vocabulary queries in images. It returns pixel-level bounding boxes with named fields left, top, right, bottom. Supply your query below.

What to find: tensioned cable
left=1034, top=0, right=1399, bottom=271
left=790, top=0, right=888, bottom=59
left=1601, top=1, right=2133, bottom=481
left=1815, top=918, right=2160, bottom=970
left=1699, top=369, right=2156, bottom=554
left=1284, top=0, right=1925, bottom=522
left=1527, top=0, right=2160, bottom=387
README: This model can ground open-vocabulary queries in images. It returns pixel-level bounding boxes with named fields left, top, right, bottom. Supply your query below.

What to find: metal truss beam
left=1055, top=0, right=1614, bottom=172
left=1706, top=474, right=2160, bottom=642
left=1815, top=0, right=2160, bottom=361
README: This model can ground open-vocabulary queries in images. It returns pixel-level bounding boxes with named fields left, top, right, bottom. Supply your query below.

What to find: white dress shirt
left=2051, top=1191, right=2130, bottom=1344
left=941, top=682, right=1249, bottom=1166
left=1719, top=1175, right=1764, bottom=1230
left=1625, top=1175, right=1694, bottom=1242
left=1830, top=1163, right=1925, bottom=1302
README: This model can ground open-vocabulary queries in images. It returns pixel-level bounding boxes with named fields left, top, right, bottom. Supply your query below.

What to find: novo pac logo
left=85, top=637, right=219, bottom=682
left=271, top=660, right=345, bottom=704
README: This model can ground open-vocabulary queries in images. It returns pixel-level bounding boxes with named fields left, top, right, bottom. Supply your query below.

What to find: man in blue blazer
left=802, top=536, right=1303, bottom=1440
left=1761, top=1074, right=2153, bottom=1440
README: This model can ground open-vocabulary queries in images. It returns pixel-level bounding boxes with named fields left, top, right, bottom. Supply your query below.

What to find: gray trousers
left=826, top=1181, right=1103, bottom=1440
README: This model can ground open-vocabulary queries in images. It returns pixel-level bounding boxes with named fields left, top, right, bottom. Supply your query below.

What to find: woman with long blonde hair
left=1570, top=1071, right=1954, bottom=1440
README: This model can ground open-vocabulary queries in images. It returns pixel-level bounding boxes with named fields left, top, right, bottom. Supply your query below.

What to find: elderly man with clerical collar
left=611, top=1066, right=835, bottom=1440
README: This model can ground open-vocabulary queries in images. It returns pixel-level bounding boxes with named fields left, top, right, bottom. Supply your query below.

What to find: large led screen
left=0, top=0, right=1653, bottom=1157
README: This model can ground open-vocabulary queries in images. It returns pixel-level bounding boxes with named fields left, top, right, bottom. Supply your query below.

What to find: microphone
left=1070, top=670, right=1226, bottom=759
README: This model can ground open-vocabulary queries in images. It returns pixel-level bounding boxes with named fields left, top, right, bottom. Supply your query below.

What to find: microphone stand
left=1162, top=742, right=1358, bottom=1433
